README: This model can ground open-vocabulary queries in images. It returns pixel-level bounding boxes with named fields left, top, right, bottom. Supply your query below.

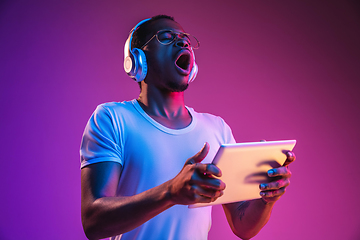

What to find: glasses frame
left=140, top=29, right=200, bottom=50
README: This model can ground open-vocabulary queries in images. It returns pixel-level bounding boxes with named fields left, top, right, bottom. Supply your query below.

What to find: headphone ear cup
left=124, top=54, right=134, bottom=75
left=188, top=48, right=198, bottom=83
left=124, top=37, right=134, bottom=75
left=132, top=48, right=148, bottom=82
left=123, top=22, right=148, bottom=82
left=188, top=62, right=198, bottom=83
left=124, top=47, right=147, bottom=82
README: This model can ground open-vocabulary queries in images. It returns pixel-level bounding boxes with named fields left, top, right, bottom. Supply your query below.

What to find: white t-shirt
left=80, top=99, right=235, bottom=240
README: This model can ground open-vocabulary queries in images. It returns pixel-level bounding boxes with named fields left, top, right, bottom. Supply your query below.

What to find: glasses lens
left=157, top=30, right=176, bottom=44
left=157, top=30, right=200, bottom=49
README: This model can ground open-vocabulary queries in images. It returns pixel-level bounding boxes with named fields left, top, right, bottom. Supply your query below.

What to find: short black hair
left=131, top=15, right=175, bottom=50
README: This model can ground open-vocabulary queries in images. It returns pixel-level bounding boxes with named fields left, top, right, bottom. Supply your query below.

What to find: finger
left=185, top=142, right=210, bottom=165
left=267, top=166, right=292, bottom=178
left=283, top=151, right=296, bottom=167
left=260, top=187, right=286, bottom=198
left=192, top=185, right=224, bottom=201
left=260, top=178, right=290, bottom=191
left=195, top=163, right=222, bottom=177
left=185, top=185, right=213, bottom=204
left=192, top=174, right=226, bottom=190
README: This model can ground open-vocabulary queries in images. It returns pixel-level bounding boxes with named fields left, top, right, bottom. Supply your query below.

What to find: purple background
left=1, top=0, right=360, bottom=239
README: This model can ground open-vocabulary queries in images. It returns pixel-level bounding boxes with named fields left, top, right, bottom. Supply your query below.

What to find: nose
left=175, top=38, right=190, bottom=48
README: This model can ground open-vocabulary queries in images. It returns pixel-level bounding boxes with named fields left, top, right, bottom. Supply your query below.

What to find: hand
left=259, top=151, right=296, bottom=203
left=167, top=143, right=226, bottom=205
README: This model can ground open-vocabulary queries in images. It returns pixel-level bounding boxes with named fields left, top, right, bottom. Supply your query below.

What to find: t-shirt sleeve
left=80, top=105, right=123, bottom=169
left=219, top=116, right=236, bottom=144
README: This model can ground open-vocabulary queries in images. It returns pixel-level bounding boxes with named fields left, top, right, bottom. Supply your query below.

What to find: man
left=80, top=15, right=295, bottom=240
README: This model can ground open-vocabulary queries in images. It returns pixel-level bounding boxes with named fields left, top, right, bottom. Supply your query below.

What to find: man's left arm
left=222, top=151, right=296, bottom=239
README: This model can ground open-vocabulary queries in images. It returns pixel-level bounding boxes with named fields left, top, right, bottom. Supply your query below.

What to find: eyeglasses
left=141, top=29, right=200, bottom=49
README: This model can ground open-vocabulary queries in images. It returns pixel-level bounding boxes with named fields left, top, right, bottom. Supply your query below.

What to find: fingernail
left=287, top=152, right=293, bottom=157
left=260, top=184, right=266, bottom=190
left=268, top=169, right=275, bottom=176
left=260, top=192, right=266, bottom=197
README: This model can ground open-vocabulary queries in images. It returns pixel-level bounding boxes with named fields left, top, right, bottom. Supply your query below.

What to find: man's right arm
left=81, top=161, right=174, bottom=239
left=81, top=143, right=224, bottom=240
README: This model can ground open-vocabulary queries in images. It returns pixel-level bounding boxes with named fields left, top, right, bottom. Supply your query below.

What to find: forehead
left=147, top=18, right=185, bottom=35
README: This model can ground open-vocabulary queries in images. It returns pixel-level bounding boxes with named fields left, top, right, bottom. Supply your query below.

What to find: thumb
left=185, top=142, right=210, bottom=165
left=283, top=151, right=296, bottom=167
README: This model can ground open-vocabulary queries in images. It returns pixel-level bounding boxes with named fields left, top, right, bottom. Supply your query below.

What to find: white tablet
left=189, top=140, right=296, bottom=208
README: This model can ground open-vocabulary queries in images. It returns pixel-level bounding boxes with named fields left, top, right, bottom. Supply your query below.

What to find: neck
left=137, top=84, right=186, bottom=118
left=137, top=84, right=191, bottom=129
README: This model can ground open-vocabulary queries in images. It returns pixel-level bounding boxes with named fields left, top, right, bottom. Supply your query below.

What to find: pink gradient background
left=1, top=0, right=360, bottom=239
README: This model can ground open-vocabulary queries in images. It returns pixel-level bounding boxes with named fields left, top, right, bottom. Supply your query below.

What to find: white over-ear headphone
left=124, top=18, right=198, bottom=83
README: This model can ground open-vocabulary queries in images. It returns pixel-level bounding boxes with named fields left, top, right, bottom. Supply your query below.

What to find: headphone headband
left=126, top=18, right=151, bottom=60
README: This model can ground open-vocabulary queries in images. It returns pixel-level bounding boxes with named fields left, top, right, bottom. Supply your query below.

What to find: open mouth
left=176, top=54, right=190, bottom=70
left=175, top=50, right=191, bottom=74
